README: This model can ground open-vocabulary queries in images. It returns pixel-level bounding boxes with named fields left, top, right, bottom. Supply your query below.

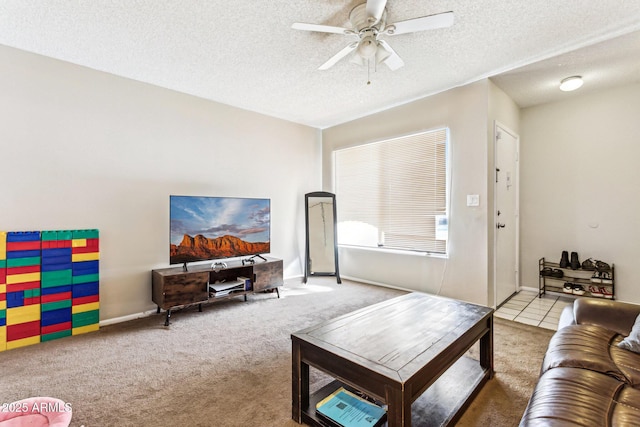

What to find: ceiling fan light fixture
left=559, top=76, right=583, bottom=92
left=357, top=36, right=378, bottom=58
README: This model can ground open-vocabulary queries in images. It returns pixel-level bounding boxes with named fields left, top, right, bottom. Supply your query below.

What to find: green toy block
left=41, top=270, right=72, bottom=287
left=7, top=257, right=41, bottom=268
left=42, top=300, right=72, bottom=312
left=72, top=273, right=99, bottom=284
left=72, top=310, right=99, bottom=327
left=41, top=231, right=58, bottom=241
left=41, top=330, right=72, bottom=342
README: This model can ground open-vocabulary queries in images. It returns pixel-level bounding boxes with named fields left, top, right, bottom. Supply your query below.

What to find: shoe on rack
left=570, top=252, right=580, bottom=270
left=591, top=272, right=602, bottom=283
left=540, top=267, right=553, bottom=276
left=599, top=287, right=613, bottom=299
left=560, top=251, right=570, bottom=268
left=588, top=286, right=603, bottom=297
left=572, top=284, right=586, bottom=295
left=581, top=258, right=596, bottom=271
left=595, top=260, right=611, bottom=272
left=550, top=269, right=564, bottom=278
left=563, top=283, right=574, bottom=294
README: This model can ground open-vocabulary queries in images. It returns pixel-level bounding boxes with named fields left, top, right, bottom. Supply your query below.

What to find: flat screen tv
left=170, top=195, right=270, bottom=265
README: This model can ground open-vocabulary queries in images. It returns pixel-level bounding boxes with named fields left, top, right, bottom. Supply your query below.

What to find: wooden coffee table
left=291, top=292, right=494, bottom=427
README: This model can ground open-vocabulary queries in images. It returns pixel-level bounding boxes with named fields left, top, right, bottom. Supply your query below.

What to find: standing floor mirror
left=304, top=191, right=341, bottom=284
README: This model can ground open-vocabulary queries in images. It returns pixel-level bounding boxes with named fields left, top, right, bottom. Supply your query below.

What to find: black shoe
left=560, top=251, right=569, bottom=268
left=550, top=269, right=564, bottom=278
left=540, top=267, right=553, bottom=276
left=581, top=258, right=596, bottom=271
left=570, top=252, right=580, bottom=270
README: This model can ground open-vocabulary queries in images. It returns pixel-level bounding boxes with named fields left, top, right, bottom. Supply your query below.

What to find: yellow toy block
left=71, top=252, right=100, bottom=262
left=72, top=239, right=87, bottom=248
left=0, top=301, right=6, bottom=310
left=0, top=326, right=5, bottom=352
left=0, top=231, right=6, bottom=260
left=72, top=324, right=99, bottom=335
left=0, top=284, right=5, bottom=293
left=6, top=335, right=40, bottom=350
left=72, top=302, right=100, bottom=314
left=7, top=305, right=41, bottom=325
left=6, top=272, right=41, bottom=285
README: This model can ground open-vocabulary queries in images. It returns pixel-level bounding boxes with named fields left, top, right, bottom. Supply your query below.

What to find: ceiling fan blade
left=366, top=0, right=388, bottom=24
left=385, top=11, right=454, bottom=35
left=378, top=40, right=404, bottom=70
left=319, top=42, right=358, bottom=70
left=292, top=22, right=354, bottom=35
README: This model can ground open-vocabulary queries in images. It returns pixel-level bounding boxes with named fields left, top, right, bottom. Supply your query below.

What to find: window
left=334, top=128, right=449, bottom=254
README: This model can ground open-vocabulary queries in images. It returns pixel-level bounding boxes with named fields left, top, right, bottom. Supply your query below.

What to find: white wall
left=520, top=83, right=640, bottom=303
left=322, top=81, right=493, bottom=306
left=0, top=45, right=321, bottom=321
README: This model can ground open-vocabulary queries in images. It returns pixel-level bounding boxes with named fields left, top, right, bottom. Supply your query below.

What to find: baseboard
left=99, top=309, right=157, bottom=327
left=339, top=274, right=414, bottom=294
left=519, top=286, right=538, bottom=294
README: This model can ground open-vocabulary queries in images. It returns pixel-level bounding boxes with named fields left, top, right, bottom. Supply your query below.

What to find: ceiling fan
left=292, top=0, right=454, bottom=71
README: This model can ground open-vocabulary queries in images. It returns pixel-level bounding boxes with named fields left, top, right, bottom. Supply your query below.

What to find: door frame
left=493, top=120, right=520, bottom=308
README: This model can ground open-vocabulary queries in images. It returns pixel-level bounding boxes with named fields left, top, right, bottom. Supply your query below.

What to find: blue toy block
left=40, top=285, right=73, bottom=295
left=72, top=282, right=99, bottom=298
left=7, top=232, right=40, bottom=242
left=41, top=262, right=74, bottom=272
left=6, top=250, right=41, bottom=259
left=7, top=291, right=24, bottom=308
left=41, top=308, right=72, bottom=327
left=72, top=261, right=99, bottom=276
left=41, top=248, right=72, bottom=259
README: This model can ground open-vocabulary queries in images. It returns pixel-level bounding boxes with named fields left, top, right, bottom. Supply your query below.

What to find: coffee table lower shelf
left=301, top=355, right=489, bottom=427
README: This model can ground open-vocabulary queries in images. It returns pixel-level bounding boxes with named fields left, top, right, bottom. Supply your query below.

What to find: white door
left=495, top=123, right=519, bottom=307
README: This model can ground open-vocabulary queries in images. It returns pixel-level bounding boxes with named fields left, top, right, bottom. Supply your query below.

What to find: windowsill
left=338, top=244, right=448, bottom=259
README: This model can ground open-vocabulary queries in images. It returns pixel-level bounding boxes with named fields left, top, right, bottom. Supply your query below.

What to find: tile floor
left=495, top=290, right=575, bottom=331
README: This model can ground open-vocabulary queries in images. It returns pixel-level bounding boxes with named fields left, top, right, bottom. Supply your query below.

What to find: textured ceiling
left=1, top=1, right=639, bottom=128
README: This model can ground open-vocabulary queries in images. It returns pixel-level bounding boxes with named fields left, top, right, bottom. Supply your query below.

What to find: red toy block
left=23, top=297, right=40, bottom=306
left=6, top=241, right=41, bottom=251
left=7, top=282, right=40, bottom=292
left=6, top=265, right=40, bottom=275
left=40, top=292, right=72, bottom=303
left=7, top=320, right=40, bottom=341
left=73, top=294, right=99, bottom=306
left=41, top=321, right=72, bottom=335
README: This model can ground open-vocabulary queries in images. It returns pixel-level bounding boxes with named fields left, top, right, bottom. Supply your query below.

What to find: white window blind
left=334, top=128, right=448, bottom=254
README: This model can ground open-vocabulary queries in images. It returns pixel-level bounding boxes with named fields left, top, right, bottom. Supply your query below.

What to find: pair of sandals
left=541, top=267, right=564, bottom=278
left=581, top=258, right=611, bottom=272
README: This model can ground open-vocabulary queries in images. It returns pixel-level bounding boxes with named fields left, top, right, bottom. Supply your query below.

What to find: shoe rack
left=538, top=257, right=615, bottom=300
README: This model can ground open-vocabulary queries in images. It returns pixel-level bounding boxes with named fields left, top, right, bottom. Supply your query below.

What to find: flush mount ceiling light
left=559, top=76, right=583, bottom=92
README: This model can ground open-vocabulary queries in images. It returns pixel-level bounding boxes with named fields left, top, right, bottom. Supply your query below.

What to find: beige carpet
left=0, top=278, right=554, bottom=427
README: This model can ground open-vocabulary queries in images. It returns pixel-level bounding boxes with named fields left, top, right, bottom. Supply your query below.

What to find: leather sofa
left=520, top=298, right=640, bottom=426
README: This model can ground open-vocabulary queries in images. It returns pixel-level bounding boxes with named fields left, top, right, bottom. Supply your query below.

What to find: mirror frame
left=304, top=191, right=341, bottom=284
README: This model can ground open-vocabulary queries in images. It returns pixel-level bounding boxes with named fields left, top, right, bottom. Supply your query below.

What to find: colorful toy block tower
left=40, top=230, right=74, bottom=342
left=0, top=232, right=6, bottom=351
left=71, top=229, right=100, bottom=335
left=5, top=231, right=41, bottom=350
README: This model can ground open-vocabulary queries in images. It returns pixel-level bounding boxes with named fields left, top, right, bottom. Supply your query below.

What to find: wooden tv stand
left=152, top=256, right=283, bottom=326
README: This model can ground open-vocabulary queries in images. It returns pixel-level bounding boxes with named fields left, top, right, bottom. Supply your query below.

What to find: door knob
left=496, top=223, right=506, bottom=229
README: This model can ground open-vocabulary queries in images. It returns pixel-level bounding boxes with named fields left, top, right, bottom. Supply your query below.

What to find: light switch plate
left=467, top=194, right=480, bottom=207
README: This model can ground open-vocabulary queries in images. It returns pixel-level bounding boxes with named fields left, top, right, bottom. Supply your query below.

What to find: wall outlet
left=467, top=194, right=480, bottom=207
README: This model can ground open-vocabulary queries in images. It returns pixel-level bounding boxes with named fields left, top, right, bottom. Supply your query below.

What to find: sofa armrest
left=573, top=298, right=640, bottom=336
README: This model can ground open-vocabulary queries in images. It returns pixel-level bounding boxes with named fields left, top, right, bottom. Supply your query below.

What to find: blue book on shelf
left=316, top=387, right=386, bottom=427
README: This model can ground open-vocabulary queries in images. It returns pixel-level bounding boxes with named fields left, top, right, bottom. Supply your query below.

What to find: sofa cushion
left=520, top=367, right=640, bottom=427
left=542, top=324, right=627, bottom=382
